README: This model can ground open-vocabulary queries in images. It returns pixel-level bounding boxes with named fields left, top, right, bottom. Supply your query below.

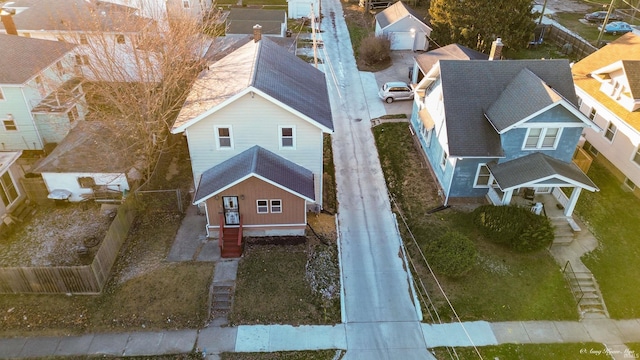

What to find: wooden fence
left=542, top=24, right=598, bottom=60
left=19, top=176, right=50, bottom=205
left=0, top=198, right=137, bottom=294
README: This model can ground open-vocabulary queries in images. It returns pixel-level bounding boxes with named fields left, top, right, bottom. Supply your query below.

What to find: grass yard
left=373, top=123, right=578, bottom=322
left=432, top=343, right=610, bottom=359
left=576, top=160, right=640, bottom=318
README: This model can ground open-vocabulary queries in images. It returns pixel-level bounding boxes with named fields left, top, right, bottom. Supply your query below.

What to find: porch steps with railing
left=550, top=217, right=577, bottom=245
left=563, top=263, right=609, bottom=319
left=219, top=214, right=244, bottom=258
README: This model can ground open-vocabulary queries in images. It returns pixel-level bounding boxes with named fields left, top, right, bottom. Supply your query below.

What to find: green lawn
left=432, top=343, right=610, bottom=359
left=373, top=123, right=578, bottom=322
left=576, top=160, right=640, bottom=318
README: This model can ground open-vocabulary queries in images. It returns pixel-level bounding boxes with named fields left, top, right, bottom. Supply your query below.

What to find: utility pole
left=538, top=0, right=548, bottom=25
left=596, top=0, right=616, bottom=47
left=311, top=3, right=318, bottom=68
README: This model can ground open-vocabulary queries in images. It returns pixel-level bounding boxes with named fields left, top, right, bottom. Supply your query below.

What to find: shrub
left=425, top=231, right=477, bottom=277
left=358, top=35, right=391, bottom=66
left=473, top=205, right=554, bottom=252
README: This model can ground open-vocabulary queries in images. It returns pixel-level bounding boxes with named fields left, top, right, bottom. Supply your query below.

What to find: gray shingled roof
left=172, top=36, right=333, bottom=132
left=487, top=153, right=598, bottom=191
left=439, top=59, right=578, bottom=157
left=31, top=121, right=141, bottom=174
left=485, top=68, right=563, bottom=133
left=194, top=146, right=315, bottom=203
left=415, top=44, right=487, bottom=73
left=0, top=35, right=76, bottom=85
left=622, top=60, right=640, bottom=98
left=375, top=1, right=426, bottom=29
left=0, top=0, right=150, bottom=33
left=226, top=8, right=285, bottom=35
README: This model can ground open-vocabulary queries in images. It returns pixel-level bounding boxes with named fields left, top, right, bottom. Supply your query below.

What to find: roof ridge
left=248, top=38, right=261, bottom=87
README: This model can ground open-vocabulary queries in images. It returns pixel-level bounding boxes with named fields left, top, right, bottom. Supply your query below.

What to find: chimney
left=489, top=37, right=503, bottom=61
left=1, top=8, right=18, bottom=36
left=253, top=24, right=262, bottom=42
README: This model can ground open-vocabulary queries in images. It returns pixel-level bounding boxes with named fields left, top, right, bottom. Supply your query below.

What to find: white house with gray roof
left=0, top=34, right=86, bottom=152
left=171, top=34, right=333, bottom=247
left=572, top=33, right=640, bottom=198
left=410, top=48, right=599, bottom=218
left=374, top=1, right=431, bottom=51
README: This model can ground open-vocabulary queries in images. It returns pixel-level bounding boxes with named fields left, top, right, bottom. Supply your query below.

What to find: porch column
left=502, top=189, right=514, bottom=205
left=564, top=187, right=582, bottom=217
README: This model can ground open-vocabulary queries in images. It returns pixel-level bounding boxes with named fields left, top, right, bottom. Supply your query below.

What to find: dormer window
left=524, top=127, right=561, bottom=150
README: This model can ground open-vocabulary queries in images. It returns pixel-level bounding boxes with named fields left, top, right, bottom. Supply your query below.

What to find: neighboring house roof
left=172, top=36, right=333, bottom=133
left=375, top=1, right=426, bottom=30
left=193, top=145, right=315, bottom=204
left=485, top=68, right=564, bottom=133
left=415, top=44, right=487, bottom=73
left=226, top=8, right=285, bottom=35
left=31, top=121, right=141, bottom=174
left=572, top=33, right=640, bottom=132
left=0, top=34, right=76, bottom=85
left=0, top=0, right=151, bottom=33
left=439, top=59, right=579, bottom=157
left=487, top=153, right=598, bottom=192
left=0, top=151, right=22, bottom=175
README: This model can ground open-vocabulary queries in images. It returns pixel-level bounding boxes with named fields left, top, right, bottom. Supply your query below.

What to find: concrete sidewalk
left=3, top=319, right=640, bottom=358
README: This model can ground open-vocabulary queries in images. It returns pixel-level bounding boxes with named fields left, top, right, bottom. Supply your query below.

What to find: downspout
left=443, top=158, right=454, bottom=206
left=21, top=87, right=45, bottom=150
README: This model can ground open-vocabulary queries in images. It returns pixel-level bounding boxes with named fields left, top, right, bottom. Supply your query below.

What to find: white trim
left=194, top=173, right=315, bottom=204
left=270, top=199, right=282, bottom=213
left=214, top=125, right=233, bottom=150
left=603, top=121, right=617, bottom=143
left=256, top=199, right=268, bottom=213
left=278, top=125, right=296, bottom=150
left=497, top=101, right=598, bottom=134
left=624, top=177, right=636, bottom=190
left=631, top=147, right=640, bottom=168
left=522, top=127, right=563, bottom=150
left=0, top=169, right=20, bottom=207
left=2, top=118, right=18, bottom=132
left=499, top=174, right=597, bottom=192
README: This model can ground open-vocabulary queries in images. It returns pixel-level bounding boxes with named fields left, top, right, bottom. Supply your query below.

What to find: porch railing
left=219, top=214, right=225, bottom=252
left=552, top=187, right=569, bottom=209
left=563, top=260, right=584, bottom=305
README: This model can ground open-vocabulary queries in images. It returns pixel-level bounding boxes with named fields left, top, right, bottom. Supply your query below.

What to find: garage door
left=389, top=32, right=413, bottom=50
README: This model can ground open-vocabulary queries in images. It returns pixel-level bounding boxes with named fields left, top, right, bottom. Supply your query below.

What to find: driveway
left=362, top=51, right=418, bottom=119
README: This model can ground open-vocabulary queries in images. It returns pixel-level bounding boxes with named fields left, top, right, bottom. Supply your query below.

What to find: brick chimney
left=1, top=8, right=18, bottom=36
left=489, top=37, right=503, bottom=61
left=253, top=24, right=262, bottom=42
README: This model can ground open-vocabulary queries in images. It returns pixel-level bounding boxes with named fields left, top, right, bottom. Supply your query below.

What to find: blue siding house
left=410, top=42, right=599, bottom=216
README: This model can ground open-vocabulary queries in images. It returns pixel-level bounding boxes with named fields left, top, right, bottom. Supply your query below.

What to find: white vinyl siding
left=185, top=94, right=325, bottom=203
left=279, top=125, right=295, bottom=149
left=214, top=125, right=233, bottom=149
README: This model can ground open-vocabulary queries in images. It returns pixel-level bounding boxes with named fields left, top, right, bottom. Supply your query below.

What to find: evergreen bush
left=425, top=231, right=477, bottom=277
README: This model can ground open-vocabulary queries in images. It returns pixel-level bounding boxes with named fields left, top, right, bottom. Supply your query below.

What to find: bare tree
left=53, top=0, right=214, bottom=181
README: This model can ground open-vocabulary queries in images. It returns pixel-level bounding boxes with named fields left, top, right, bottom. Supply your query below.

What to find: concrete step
left=213, top=300, right=232, bottom=310
left=580, top=297, right=605, bottom=306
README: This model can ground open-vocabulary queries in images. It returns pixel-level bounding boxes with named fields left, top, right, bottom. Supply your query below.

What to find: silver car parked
left=378, top=82, right=414, bottom=103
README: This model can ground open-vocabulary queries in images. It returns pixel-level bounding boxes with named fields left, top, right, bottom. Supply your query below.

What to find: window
left=577, top=97, right=583, bottom=108
left=270, top=199, right=282, bottom=213
left=440, top=151, right=448, bottom=170
left=474, top=164, right=491, bottom=188
left=257, top=200, right=268, bottom=214
left=524, top=127, right=561, bottom=150
left=589, top=108, right=597, bottom=120
left=78, top=177, right=95, bottom=188
left=633, top=148, right=640, bottom=166
left=79, top=34, right=88, bottom=45
left=583, top=141, right=599, bottom=156
left=214, top=126, right=233, bottom=149
left=67, top=106, right=78, bottom=123
left=3, top=119, right=17, bottom=131
left=604, top=122, right=617, bottom=142
left=182, top=0, right=190, bottom=8
left=0, top=172, right=18, bottom=207
left=75, top=54, right=90, bottom=66
left=116, top=34, right=125, bottom=44
left=279, top=126, right=294, bottom=149
left=624, top=178, right=636, bottom=191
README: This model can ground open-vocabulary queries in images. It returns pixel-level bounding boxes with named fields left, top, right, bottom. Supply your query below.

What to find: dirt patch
left=0, top=202, right=115, bottom=267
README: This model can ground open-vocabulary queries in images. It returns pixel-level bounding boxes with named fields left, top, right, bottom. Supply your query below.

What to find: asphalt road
left=318, top=1, right=433, bottom=358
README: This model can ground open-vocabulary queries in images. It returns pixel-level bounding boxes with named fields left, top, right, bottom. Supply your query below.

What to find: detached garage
left=374, top=1, right=431, bottom=51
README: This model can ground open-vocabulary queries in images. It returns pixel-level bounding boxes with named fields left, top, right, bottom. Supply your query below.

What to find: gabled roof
left=193, top=145, right=315, bottom=204
left=572, top=33, right=640, bottom=131
left=0, top=0, right=151, bottom=33
left=375, top=1, right=426, bottom=29
left=226, top=8, right=285, bottom=35
left=438, top=59, right=578, bottom=157
left=591, top=60, right=640, bottom=99
left=31, top=121, right=141, bottom=174
left=172, top=36, right=333, bottom=133
left=487, top=153, right=598, bottom=192
left=485, top=68, right=563, bottom=133
left=415, top=44, right=487, bottom=73
left=0, top=151, right=22, bottom=175
left=0, top=35, right=76, bottom=85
